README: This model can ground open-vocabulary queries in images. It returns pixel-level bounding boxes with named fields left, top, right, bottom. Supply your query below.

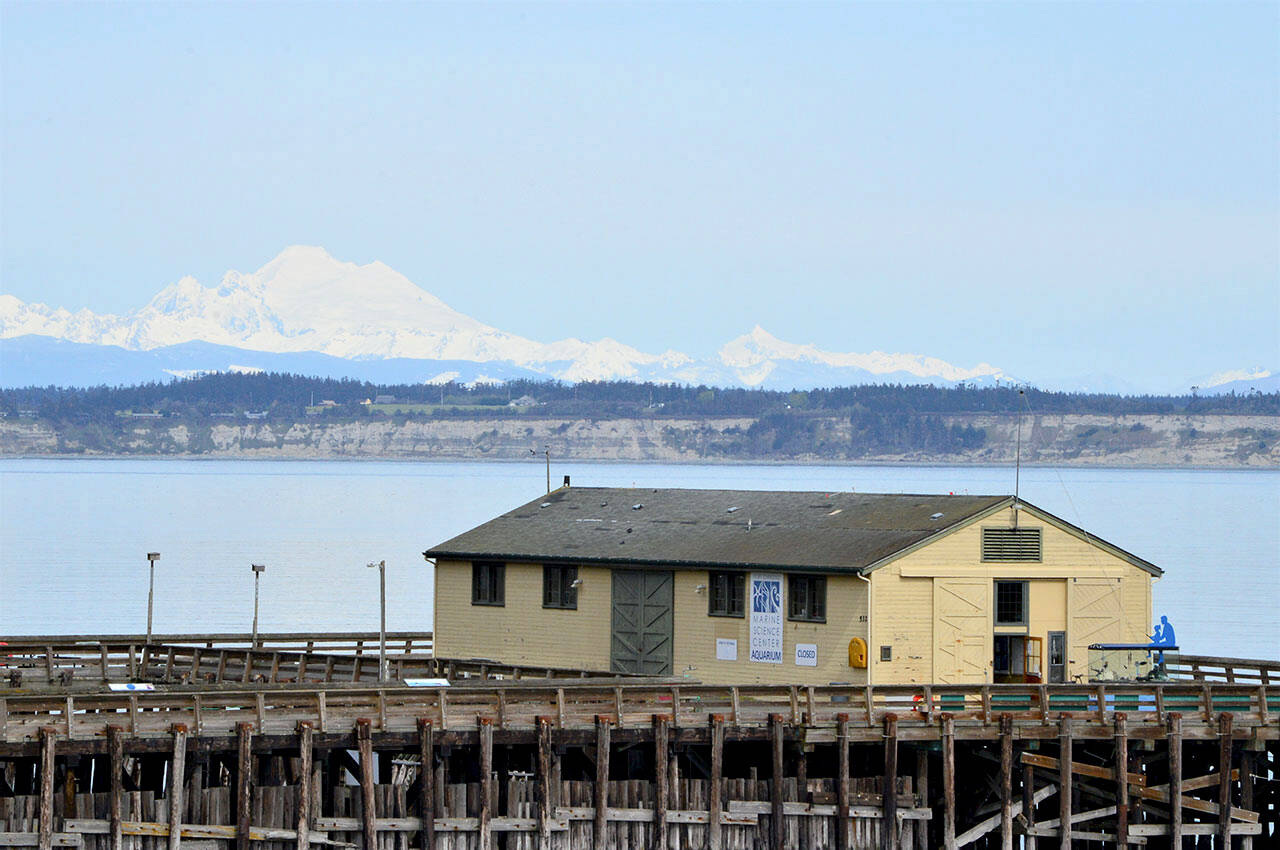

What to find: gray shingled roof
left=425, top=487, right=1011, bottom=573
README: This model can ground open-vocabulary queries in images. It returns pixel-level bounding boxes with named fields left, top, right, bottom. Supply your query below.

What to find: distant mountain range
left=1, top=246, right=1272, bottom=394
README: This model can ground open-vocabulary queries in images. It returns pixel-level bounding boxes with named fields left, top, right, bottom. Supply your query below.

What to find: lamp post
left=367, top=560, right=387, bottom=682
left=531, top=445, right=550, bottom=493
left=250, top=564, right=266, bottom=647
left=145, top=552, right=160, bottom=643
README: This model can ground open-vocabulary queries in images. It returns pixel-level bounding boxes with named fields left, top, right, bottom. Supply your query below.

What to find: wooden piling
left=38, top=727, right=54, bottom=850
left=837, top=713, right=851, bottom=850
left=168, top=724, right=187, bottom=850
left=1022, top=762, right=1037, bottom=850
left=1241, top=749, right=1255, bottom=850
left=942, top=713, right=956, bottom=850
left=357, top=718, right=376, bottom=850
left=480, top=716, right=494, bottom=850
left=297, top=722, right=313, bottom=850
left=108, top=725, right=124, bottom=850
left=1218, top=711, right=1233, bottom=847
left=236, top=722, right=252, bottom=850
left=537, top=717, right=552, bottom=848
left=594, top=716, right=610, bottom=850
left=1058, top=716, right=1071, bottom=850
left=419, top=719, right=435, bottom=850
left=1113, top=713, right=1128, bottom=847
left=654, top=714, right=669, bottom=850
left=914, top=749, right=928, bottom=850
left=882, top=713, right=898, bottom=850
left=770, top=714, right=785, bottom=850
left=999, top=713, right=1013, bottom=850
left=708, top=713, right=724, bottom=850
left=1168, top=713, right=1183, bottom=847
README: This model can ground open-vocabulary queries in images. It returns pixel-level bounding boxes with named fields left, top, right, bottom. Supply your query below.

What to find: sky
left=2, top=1, right=1277, bottom=391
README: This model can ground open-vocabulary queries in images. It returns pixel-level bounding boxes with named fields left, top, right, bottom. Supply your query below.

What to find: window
left=708, top=572, right=745, bottom=618
left=880, top=645, right=892, bottom=662
left=543, top=564, right=578, bottom=610
left=981, top=527, right=1042, bottom=562
left=471, top=561, right=505, bottom=606
left=788, top=574, right=826, bottom=623
left=994, top=580, right=1028, bottom=626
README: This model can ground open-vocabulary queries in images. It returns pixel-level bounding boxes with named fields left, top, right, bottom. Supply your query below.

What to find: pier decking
left=2, top=634, right=1276, bottom=849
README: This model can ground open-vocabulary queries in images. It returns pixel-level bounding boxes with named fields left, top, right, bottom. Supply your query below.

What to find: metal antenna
left=1014, top=389, right=1024, bottom=526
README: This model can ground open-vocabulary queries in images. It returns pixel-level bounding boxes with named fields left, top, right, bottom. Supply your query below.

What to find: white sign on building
left=795, top=643, right=818, bottom=666
left=716, top=638, right=738, bottom=661
left=749, top=572, right=784, bottom=664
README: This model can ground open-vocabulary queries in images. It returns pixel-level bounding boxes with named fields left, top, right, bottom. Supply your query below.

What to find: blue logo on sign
left=752, top=579, right=781, bottom=613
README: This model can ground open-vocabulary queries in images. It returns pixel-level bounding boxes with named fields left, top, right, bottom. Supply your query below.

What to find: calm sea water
left=1, top=458, right=1276, bottom=659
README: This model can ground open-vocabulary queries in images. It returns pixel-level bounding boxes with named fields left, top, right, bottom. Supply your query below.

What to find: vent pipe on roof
left=563, top=475, right=571, bottom=488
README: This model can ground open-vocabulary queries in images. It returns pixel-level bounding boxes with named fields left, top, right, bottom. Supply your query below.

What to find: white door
left=934, top=578, right=990, bottom=683
left=1069, top=577, right=1124, bottom=681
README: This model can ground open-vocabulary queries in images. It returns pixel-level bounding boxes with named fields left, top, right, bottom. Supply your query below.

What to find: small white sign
left=108, top=683, right=155, bottom=692
left=716, top=638, right=738, bottom=661
left=795, top=644, right=818, bottom=667
left=403, top=678, right=452, bottom=688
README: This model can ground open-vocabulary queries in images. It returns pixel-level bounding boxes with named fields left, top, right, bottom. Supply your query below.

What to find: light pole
left=145, top=552, right=160, bottom=643
left=251, top=564, right=266, bottom=647
left=367, top=560, right=387, bottom=682
left=531, top=445, right=550, bottom=493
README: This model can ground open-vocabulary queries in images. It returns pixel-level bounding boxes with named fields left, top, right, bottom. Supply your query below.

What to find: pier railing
left=1167, top=653, right=1278, bottom=685
left=0, top=630, right=433, bottom=654
left=1, top=680, right=1274, bottom=745
left=1, top=639, right=622, bottom=689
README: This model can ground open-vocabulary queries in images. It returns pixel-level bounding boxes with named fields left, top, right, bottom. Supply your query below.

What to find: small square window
left=995, top=580, right=1028, bottom=626
left=880, top=645, right=892, bottom=662
left=708, top=572, right=745, bottom=617
left=472, top=561, right=505, bottom=606
left=543, top=564, right=578, bottom=610
left=787, top=575, right=826, bottom=623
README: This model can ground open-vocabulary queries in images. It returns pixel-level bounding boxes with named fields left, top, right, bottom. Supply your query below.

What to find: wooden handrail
left=1, top=681, right=1274, bottom=745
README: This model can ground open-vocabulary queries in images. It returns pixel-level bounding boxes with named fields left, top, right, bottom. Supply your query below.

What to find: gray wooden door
left=610, top=570, right=674, bottom=675
left=1048, top=631, right=1067, bottom=683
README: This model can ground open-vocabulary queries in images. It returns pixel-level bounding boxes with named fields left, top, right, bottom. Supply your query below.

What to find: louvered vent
left=981, top=527, right=1042, bottom=562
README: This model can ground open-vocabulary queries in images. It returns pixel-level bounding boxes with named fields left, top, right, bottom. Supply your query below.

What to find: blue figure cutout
left=1149, top=615, right=1176, bottom=670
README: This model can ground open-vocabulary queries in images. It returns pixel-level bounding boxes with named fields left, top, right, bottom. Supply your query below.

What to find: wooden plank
left=39, top=727, right=55, bottom=850
left=882, top=713, right=897, bottom=850
left=1019, top=754, right=1147, bottom=787
left=956, top=784, right=1055, bottom=848
left=0, top=833, right=82, bottom=847
left=708, top=713, right=724, bottom=850
left=770, top=714, right=784, bottom=850
left=168, top=724, right=187, bottom=850
left=297, top=722, right=313, bottom=850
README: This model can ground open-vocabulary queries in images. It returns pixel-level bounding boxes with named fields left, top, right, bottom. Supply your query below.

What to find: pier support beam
left=1022, top=762, right=1037, bottom=850
left=999, top=713, right=1013, bottom=850
left=771, top=714, right=785, bottom=850
left=708, top=713, right=724, bottom=850
left=1114, top=713, right=1128, bottom=848
left=942, top=713, right=956, bottom=850
left=654, top=715, right=669, bottom=850
left=108, top=726, right=124, bottom=850
left=479, top=717, right=494, bottom=850
left=1058, top=716, right=1072, bottom=850
left=1218, top=712, right=1234, bottom=848
left=537, top=717, right=552, bottom=849
left=38, top=727, right=55, bottom=850
left=1169, top=713, right=1183, bottom=848
left=168, top=724, right=187, bottom=850
left=297, top=722, right=313, bottom=850
left=882, top=713, right=898, bottom=850
left=235, top=722, right=252, bottom=850
left=357, top=719, right=376, bottom=850
left=838, top=713, right=851, bottom=850
left=419, top=719, right=435, bottom=850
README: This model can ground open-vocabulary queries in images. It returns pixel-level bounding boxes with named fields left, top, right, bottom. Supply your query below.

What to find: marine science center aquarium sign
left=750, top=573, right=784, bottom=664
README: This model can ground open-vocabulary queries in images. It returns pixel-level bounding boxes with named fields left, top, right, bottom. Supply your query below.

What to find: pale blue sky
left=2, top=1, right=1276, bottom=389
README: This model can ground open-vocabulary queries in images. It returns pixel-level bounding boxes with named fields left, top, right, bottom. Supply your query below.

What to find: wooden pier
left=2, top=637, right=1276, bottom=848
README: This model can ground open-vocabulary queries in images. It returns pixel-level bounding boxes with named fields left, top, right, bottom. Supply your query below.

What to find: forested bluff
left=2, top=374, right=1277, bottom=468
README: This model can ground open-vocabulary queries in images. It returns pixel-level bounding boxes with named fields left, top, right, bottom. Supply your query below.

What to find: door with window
left=1048, top=631, right=1067, bottom=683
left=610, top=570, right=674, bottom=675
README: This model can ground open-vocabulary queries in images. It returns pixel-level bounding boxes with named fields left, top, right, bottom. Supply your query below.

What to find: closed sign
left=795, top=643, right=818, bottom=667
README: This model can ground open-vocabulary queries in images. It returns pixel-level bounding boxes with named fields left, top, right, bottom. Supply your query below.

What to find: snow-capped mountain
left=1, top=246, right=1009, bottom=389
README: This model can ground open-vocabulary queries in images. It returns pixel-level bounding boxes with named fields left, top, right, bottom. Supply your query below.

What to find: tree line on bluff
left=4, top=373, right=1275, bottom=458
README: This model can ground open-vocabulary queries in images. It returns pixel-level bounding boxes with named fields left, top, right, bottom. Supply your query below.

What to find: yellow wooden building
left=426, top=486, right=1161, bottom=685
